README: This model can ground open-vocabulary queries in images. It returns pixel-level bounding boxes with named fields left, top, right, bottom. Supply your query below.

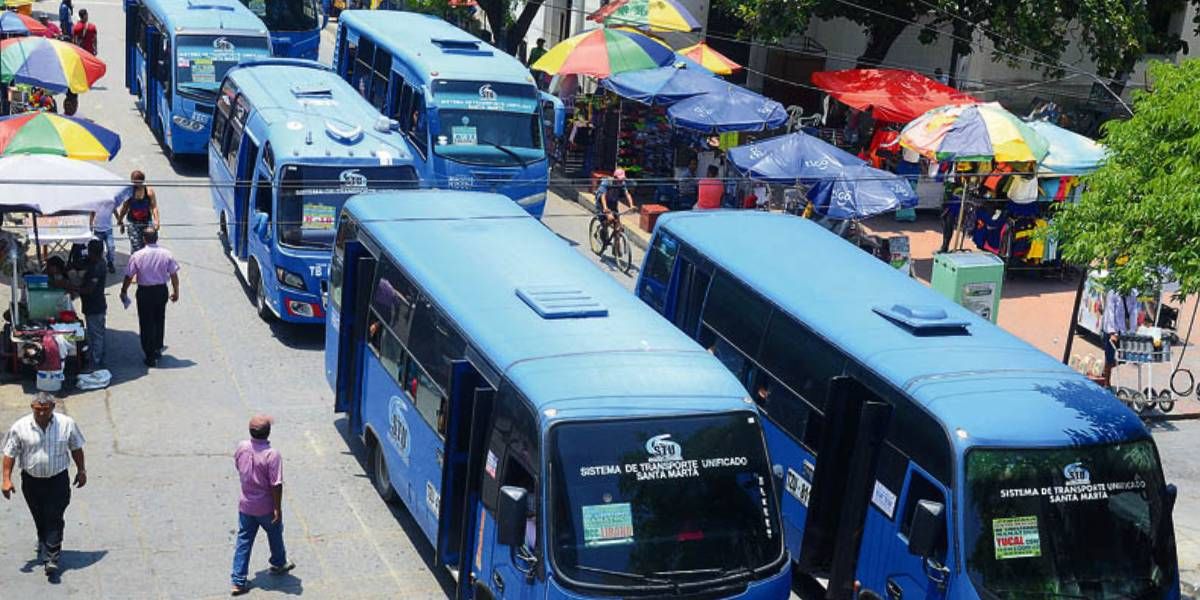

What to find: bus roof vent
left=325, top=119, right=363, bottom=144
left=516, top=286, right=608, bottom=319
left=186, top=0, right=235, bottom=10
left=872, top=304, right=970, bottom=335
left=432, top=37, right=492, bottom=56
left=291, top=83, right=333, bottom=98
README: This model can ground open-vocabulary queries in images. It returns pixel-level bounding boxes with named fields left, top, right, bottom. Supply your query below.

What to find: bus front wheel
left=369, top=439, right=397, bottom=503
left=251, top=266, right=274, bottom=322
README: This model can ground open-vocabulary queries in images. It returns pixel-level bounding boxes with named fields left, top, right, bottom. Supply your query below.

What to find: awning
left=811, top=69, right=977, bottom=124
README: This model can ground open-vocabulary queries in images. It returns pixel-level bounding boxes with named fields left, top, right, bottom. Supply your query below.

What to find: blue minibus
left=325, top=191, right=791, bottom=599
left=210, top=59, right=418, bottom=323
left=636, top=211, right=1180, bottom=600
left=236, top=0, right=323, bottom=60
left=331, top=11, right=563, bottom=217
left=124, top=0, right=273, bottom=157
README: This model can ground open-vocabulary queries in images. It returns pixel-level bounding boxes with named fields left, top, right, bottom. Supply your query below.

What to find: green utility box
left=931, top=252, right=1005, bottom=323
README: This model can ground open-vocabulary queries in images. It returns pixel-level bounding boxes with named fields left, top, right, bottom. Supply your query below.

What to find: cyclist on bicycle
left=595, top=168, right=633, bottom=226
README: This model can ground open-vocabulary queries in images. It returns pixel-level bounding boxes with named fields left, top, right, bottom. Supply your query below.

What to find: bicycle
left=589, top=207, right=638, bottom=275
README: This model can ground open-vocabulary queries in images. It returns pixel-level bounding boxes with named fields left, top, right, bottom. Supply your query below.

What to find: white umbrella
left=0, top=155, right=129, bottom=215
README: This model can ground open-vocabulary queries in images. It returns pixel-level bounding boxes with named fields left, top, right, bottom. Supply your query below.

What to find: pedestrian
left=58, top=0, right=72, bottom=40
left=1, top=392, right=87, bottom=580
left=91, top=194, right=120, bottom=273
left=119, top=228, right=180, bottom=367
left=76, top=239, right=108, bottom=370
left=934, top=67, right=949, bottom=85
left=117, top=170, right=159, bottom=254
left=1101, top=287, right=1139, bottom=387
left=71, top=8, right=96, bottom=55
left=230, top=414, right=294, bottom=596
left=528, top=38, right=548, bottom=88
left=695, top=165, right=724, bottom=210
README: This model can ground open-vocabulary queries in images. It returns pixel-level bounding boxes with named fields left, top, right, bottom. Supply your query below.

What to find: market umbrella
left=806, top=164, right=919, bottom=220
left=811, top=69, right=976, bottom=124
left=728, top=131, right=866, bottom=181
left=0, top=154, right=129, bottom=214
left=676, top=42, right=741, bottom=75
left=899, top=102, right=1049, bottom=163
left=0, top=37, right=107, bottom=94
left=0, top=12, right=47, bottom=37
left=0, top=113, right=121, bottom=160
left=587, top=0, right=701, bottom=33
left=602, top=64, right=725, bottom=105
left=1026, top=120, right=1107, bottom=176
left=531, top=28, right=676, bottom=78
left=667, top=83, right=788, bottom=133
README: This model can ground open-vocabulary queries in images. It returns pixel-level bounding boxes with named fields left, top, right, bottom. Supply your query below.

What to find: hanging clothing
left=1007, top=176, right=1039, bottom=203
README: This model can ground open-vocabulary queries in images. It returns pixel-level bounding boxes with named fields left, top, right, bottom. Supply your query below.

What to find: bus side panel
left=761, top=419, right=817, bottom=565
left=209, top=138, right=236, bottom=252
left=854, top=465, right=951, bottom=600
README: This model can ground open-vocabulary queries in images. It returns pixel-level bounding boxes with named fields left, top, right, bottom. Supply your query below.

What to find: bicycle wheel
left=588, top=217, right=606, bottom=256
left=614, top=229, right=635, bottom=274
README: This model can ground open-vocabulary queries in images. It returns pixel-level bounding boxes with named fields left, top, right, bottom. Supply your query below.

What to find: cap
left=249, top=414, right=273, bottom=431
left=613, top=168, right=626, bottom=180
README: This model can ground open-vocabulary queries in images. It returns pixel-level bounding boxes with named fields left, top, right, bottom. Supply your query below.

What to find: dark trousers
left=21, top=471, right=70, bottom=563
left=136, top=284, right=168, bottom=359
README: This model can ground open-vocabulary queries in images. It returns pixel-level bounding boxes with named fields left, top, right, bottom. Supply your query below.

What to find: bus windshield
left=964, top=441, right=1172, bottom=599
left=241, top=0, right=319, bottom=32
left=550, top=413, right=781, bottom=591
left=430, top=80, right=544, bottom=167
left=277, top=165, right=416, bottom=249
left=176, top=35, right=271, bottom=102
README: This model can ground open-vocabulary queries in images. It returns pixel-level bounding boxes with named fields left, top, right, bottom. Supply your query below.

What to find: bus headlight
left=515, top=192, right=546, bottom=208
left=275, top=267, right=306, bottom=291
left=171, top=115, right=205, bottom=132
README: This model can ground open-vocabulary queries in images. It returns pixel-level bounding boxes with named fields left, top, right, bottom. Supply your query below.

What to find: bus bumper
left=546, top=563, right=791, bottom=599
left=166, top=120, right=210, bottom=156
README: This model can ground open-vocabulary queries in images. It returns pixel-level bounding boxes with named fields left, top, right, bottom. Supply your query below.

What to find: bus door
left=331, top=243, right=375, bottom=434
left=240, top=137, right=264, bottom=259
left=796, top=377, right=891, bottom=597
left=455, top=383, right=495, bottom=600
left=437, top=361, right=490, bottom=567
left=143, top=27, right=162, bottom=125
left=124, top=0, right=138, bottom=92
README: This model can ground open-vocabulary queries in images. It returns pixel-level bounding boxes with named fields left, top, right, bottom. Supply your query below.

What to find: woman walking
left=117, top=171, right=159, bottom=253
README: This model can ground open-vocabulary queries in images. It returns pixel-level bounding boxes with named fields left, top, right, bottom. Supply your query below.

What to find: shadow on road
left=332, top=416, right=457, bottom=598
left=249, top=569, right=303, bottom=595
left=165, top=155, right=208, bottom=179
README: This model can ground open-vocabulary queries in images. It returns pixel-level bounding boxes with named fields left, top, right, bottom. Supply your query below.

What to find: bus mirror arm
left=513, top=544, right=538, bottom=581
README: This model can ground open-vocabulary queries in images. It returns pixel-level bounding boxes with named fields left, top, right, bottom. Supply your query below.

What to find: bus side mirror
left=1165, top=483, right=1178, bottom=516
left=252, top=212, right=269, bottom=239
left=539, top=91, right=564, bottom=138
left=497, top=486, right=528, bottom=547
left=907, top=500, right=945, bottom=559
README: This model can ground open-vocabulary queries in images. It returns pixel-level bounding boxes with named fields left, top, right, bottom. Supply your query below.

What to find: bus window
left=253, top=169, right=271, bottom=216
left=759, top=313, right=844, bottom=411
left=406, top=362, right=446, bottom=437
left=408, top=298, right=465, bottom=389
left=389, top=78, right=411, bottom=126
left=899, top=470, right=945, bottom=547
left=750, top=369, right=823, bottom=451
left=352, top=37, right=374, bottom=97
left=673, top=259, right=711, bottom=337
left=369, top=51, right=391, bottom=111
left=644, top=234, right=678, bottom=286
left=408, top=91, right=428, bottom=155
left=370, top=258, right=416, bottom=340
left=703, top=273, right=770, bottom=356
left=210, top=107, right=229, bottom=149
left=701, top=326, right=750, bottom=384
left=224, top=96, right=250, bottom=171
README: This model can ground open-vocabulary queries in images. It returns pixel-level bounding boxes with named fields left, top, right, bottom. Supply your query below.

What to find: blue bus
left=331, top=11, right=563, bottom=218
left=636, top=211, right=1180, bottom=600
left=210, top=59, right=417, bottom=323
left=236, top=0, right=323, bottom=60
left=124, top=0, right=273, bottom=157
left=326, top=191, right=791, bottom=599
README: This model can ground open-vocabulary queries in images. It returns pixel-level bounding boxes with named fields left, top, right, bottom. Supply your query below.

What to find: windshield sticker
left=785, top=467, right=812, bottom=507
left=177, top=58, right=189, bottom=68
left=871, top=481, right=897, bottom=519
left=993, top=516, right=1041, bottom=560
left=582, top=503, right=634, bottom=547
left=302, top=204, right=337, bottom=230
left=998, top=476, right=1146, bottom=504
left=485, top=450, right=498, bottom=479
left=451, top=126, right=478, bottom=146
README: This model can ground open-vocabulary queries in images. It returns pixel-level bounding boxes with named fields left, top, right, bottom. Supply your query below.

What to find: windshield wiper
left=990, top=589, right=1089, bottom=599
left=480, top=142, right=531, bottom=167
left=572, top=564, right=670, bottom=585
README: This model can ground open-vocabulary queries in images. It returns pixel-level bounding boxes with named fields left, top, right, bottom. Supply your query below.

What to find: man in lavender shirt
left=119, top=228, right=180, bottom=367
left=230, top=414, right=294, bottom=595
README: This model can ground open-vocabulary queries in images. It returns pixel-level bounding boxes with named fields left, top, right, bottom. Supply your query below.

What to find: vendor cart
left=1113, top=329, right=1175, bottom=414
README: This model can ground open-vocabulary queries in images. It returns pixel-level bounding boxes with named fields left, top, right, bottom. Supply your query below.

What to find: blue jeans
left=230, top=512, right=287, bottom=587
left=93, top=228, right=115, bottom=269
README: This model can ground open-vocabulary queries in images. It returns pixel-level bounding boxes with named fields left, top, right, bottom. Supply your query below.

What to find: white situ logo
left=339, top=169, right=368, bottom=189
left=213, top=37, right=236, bottom=52
left=1063, top=462, right=1091, bottom=487
left=478, top=84, right=497, bottom=101
left=645, top=434, right=682, bottom=462
left=832, top=188, right=854, bottom=203
left=803, top=158, right=830, bottom=170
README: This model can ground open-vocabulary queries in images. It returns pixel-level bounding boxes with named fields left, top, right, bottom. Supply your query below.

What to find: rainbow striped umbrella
left=899, top=102, right=1049, bottom=163
left=0, top=37, right=106, bottom=94
left=588, top=0, right=701, bottom=33
left=531, top=28, right=675, bottom=78
left=677, top=42, right=741, bottom=75
left=0, top=12, right=47, bottom=37
left=0, top=113, right=121, bottom=160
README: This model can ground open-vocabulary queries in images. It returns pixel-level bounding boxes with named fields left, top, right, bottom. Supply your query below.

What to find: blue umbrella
left=807, top=164, right=918, bottom=220
left=728, top=131, right=866, bottom=182
left=667, top=83, right=788, bottom=133
left=602, top=64, right=724, bottom=105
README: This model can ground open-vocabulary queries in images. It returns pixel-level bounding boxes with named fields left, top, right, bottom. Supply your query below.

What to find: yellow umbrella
left=677, top=42, right=741, bottom=76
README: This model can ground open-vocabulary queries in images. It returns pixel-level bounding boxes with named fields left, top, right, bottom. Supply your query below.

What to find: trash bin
left=931, top=251, right=1005, bottom=322
left=640, top=204, right=669, bottom=233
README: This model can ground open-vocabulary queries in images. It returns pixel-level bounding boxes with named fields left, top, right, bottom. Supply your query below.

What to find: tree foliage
left=405, top=0, right=543, bottom=55
left=1052, top=59, right=1200, bottom=295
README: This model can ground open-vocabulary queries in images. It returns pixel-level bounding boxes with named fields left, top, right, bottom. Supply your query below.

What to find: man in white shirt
left=91, top=196, right=121, bottom=274
left=1, top=393, right=87, bottom=578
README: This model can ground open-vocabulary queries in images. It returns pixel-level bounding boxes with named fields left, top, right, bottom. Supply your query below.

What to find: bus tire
left=368, top=437, right=397, bottom=503
left=792, top=572, right=826, bottom=600
left=471, top=581, right=495, bottom=600
left=250, top=264, right=274, bottom=322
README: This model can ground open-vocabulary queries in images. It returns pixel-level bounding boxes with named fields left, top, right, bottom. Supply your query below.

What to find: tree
left=405, top=0, right=544, bottom=57
left=1052, top=59, right=1200, bottom=295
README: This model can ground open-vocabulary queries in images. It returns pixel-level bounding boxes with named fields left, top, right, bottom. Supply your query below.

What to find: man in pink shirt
left=119, top=228, right=180, bottom=367
left=230, top=414, right=294, bottom=595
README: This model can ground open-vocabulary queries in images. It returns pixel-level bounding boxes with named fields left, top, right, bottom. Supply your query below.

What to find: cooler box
left=931, top=251, right=1004, bottom=323
left=639, top=204, right=669, bottom=233
left=27, top=288, right=69, bottom=321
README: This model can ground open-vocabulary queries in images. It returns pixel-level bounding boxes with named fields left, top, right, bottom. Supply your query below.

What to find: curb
left=549, top=177, right=651, bottom=251
left=1142, top=410, right=1200, bottom=423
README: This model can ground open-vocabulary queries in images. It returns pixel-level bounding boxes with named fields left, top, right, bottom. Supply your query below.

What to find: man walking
left=120, top=228, right=180, bottom=367
left=71, top=9, right=97, bottom=55
left=91, top=196, right=120, bottom=273
left=77, top=239, right=108, bottom=370
left=58, top=0, right=73, bottom=40
left=2, top=393, right=87, bottom=579
left=230, top=414, right=294, bottom=596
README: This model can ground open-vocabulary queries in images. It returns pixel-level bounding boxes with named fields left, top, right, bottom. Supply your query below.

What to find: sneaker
left=269, top=561, right=295, bottom=575
left=107, top=264, right=116, bottom=274
left=230, top=584, right=250, bottom=596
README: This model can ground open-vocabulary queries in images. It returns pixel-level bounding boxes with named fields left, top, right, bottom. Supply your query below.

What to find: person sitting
left=44, top=256, right=70, bottom=291
left=28, top=88, right=56, bottom=113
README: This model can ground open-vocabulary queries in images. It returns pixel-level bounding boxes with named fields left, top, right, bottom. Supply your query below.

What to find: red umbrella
left=811, top=69, right=977, bottom=124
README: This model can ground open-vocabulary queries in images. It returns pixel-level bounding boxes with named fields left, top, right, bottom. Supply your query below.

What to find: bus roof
left=655, top=211, right=1147, bottom=449
left=225, top=60, right=412, bottom=163
left=339, top=10, right=537, bottom=87
left=344, top=192, right=753, bottom=421
left=140, top=0, right=268, bottom=35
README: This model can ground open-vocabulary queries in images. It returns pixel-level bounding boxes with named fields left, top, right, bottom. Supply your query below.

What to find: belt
left=21, top=468, right=68, bottom=479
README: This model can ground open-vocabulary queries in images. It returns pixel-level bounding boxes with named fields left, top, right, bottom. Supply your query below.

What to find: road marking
left=334, top=482, right=408, bottom=589
left=305, top=428, right=326, bottom=457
